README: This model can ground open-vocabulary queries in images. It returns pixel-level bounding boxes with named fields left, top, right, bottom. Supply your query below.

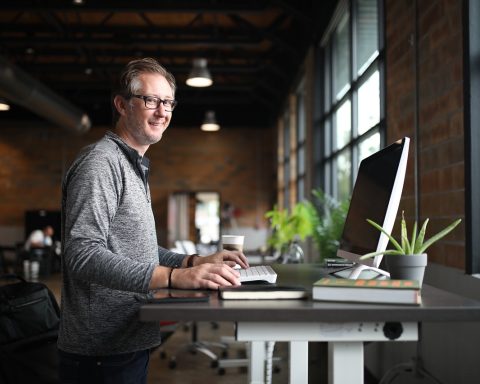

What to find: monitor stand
left=331, top=263, right=390, bottom=280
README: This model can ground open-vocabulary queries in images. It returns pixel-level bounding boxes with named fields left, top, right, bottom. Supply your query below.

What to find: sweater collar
left=105, top=130, right=150, bottom=170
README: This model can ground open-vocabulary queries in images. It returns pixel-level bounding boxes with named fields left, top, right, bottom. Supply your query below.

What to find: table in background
left=140, top=264, right=480, bottom=384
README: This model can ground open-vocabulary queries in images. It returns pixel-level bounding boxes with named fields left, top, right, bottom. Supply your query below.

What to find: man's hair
left=111, top=58, right=176, bottom=125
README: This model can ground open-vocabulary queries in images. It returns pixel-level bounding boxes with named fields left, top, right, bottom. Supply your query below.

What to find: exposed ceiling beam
left=17, top=63, right=261, bottom=74
left=0, top=1, right=270, bottom=13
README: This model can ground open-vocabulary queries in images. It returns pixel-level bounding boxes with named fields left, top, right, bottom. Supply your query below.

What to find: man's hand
left=195, top=249, right=249, bottom=269
left=150, top=250, right=249, bottom=290
left=171, top=263, right=241, bottom=290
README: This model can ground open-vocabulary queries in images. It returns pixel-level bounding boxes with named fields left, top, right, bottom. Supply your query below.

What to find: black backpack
left=0, top=274, right=60, bottom=383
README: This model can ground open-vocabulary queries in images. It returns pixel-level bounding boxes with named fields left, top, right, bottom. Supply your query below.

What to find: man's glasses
left=131, top=94, right=178, bottom=112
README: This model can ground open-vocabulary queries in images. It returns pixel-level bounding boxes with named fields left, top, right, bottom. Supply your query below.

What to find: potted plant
left=303, top=189, right=349, bottom=263
left=265, top=203, right=313, bottom=263
left=359, top=211, right=462, bottom=285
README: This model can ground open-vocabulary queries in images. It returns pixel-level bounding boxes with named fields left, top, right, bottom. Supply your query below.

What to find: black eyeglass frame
left=130, top=94, right=178, bottom=112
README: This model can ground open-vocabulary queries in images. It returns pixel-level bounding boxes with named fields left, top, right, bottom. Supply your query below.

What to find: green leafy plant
left=303, top=189, right=349, bottom=262
left=360, top=211, right=462, bottom=259
left=265, top=203, right=313, bottom=254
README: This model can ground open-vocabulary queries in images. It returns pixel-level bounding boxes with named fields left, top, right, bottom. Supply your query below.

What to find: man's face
left=123, top=72, right=174, bottom=147
left=45, top=227, right=54, bottom=237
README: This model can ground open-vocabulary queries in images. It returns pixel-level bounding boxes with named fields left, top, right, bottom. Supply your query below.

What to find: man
left=58, top=58, right=249, bottom=383
left=23, top=225, right=55, bottom=279
left=24, top=225, right=54, bottom=251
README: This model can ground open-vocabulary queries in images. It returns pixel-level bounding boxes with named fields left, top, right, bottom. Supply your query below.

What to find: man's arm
left=62, top=150, right=155, bottom=293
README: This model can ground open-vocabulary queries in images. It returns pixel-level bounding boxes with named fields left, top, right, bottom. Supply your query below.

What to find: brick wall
left=385, top=0, right=465, bottom=268
left=0, top=123, right=275, bottom=246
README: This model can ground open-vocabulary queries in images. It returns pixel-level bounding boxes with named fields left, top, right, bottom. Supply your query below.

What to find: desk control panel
left=236, top=322, right=418, bottom=342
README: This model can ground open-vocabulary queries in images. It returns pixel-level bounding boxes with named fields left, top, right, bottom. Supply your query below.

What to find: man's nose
left=154, top=103, right=168, bottom=116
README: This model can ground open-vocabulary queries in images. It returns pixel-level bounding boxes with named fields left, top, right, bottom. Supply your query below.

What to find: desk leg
left=328, top=342, right=363, bottom=384
left=249, top=341, right=266, bottom=384
left=289, top=341, right=308, bottom=384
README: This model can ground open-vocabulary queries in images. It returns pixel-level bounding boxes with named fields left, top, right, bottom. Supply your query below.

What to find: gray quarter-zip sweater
left=58, top=131, right=186, bottom=355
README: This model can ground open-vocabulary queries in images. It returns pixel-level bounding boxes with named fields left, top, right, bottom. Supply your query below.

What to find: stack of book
left=312, top=277, right=421, bottom=305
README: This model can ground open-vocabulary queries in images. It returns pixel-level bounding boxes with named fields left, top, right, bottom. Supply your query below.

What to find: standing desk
left=139, top=264, right=480, bottom=384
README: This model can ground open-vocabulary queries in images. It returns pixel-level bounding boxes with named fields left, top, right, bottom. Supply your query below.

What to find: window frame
left=465, top=0, right=480, bottom=274
left=313, top=0, right=385, bottom=201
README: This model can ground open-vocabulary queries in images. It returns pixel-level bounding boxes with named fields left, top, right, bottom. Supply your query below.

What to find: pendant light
left=201, top=110, right=220, bottom=131
left=0, top=98, right=10, bottom=111
left=186, top=58, right=213, bottom=87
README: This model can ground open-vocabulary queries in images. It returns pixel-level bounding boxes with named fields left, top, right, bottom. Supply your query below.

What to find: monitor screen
left=337, top=137, right=410, bottom=271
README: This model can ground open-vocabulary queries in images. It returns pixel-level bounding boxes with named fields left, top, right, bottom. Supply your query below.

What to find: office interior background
left=0, top=0, right=479, bottom=382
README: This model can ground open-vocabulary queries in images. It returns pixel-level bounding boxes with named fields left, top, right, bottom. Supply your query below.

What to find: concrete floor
left=149, top=321, right=289, bottom=383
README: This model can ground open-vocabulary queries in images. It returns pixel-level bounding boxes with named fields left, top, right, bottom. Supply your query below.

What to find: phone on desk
left=140, top=290, right=210, bottom=304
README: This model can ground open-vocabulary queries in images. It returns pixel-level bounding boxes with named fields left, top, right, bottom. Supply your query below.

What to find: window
left=283, top=109, right=291, bottom=208
left=314, top=0, right=384, bottom=201
left=296, top=79, right=307, bottom=202
left=277, top=76, right=307, bottom=210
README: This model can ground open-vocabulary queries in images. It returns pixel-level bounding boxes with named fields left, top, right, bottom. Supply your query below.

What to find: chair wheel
left=211, top=359, right=219, bottom=368
left=168, top=360, right=177, bottom=369
left=218, top=368, right=226, bottom=375
left=221, top=350, right=228, bottom=358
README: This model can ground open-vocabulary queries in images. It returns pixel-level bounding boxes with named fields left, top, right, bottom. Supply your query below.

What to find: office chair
left=163, top=322, right=229, bottom=369
left=216, top=339, right=282, bottom=379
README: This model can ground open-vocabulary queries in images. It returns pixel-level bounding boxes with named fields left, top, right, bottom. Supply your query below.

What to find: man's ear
left=113, top=95, right=128, bottom=116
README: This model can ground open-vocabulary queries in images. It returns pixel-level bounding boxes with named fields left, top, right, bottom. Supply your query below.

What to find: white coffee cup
left=222, top=235, right=244, bottom=252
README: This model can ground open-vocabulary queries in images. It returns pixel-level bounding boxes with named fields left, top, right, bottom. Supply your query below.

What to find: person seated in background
left=23, top=225, right=55, bottom=279
left=24, top=225, right=54, bottom=251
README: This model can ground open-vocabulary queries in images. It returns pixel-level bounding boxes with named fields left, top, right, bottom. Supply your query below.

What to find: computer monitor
left=335, top=137, right=410, bottom=279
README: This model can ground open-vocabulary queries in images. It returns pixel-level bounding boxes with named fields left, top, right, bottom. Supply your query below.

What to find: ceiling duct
left=0, top=56, right=91, bottom=134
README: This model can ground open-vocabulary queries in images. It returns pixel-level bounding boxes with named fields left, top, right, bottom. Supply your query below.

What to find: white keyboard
left=239, top=265, right=277, bottom=283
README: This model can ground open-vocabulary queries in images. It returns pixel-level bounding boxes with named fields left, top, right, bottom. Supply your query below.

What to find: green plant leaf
left=305, top=188, right=349, bottom=262
left=413, top=218, right=429, bottom=254
left=265, top=201, right=315, bottom=253
left=362, top=213, right=462, bottom=259
left=359, top=249, right=404, bottom=260
left=400, top=213, right=412, bottom=254
left=366, top=219, right=403, bottom=254
left=410, top=221, right=418, bottom=253
left=417, top=219, right=462, bottom=254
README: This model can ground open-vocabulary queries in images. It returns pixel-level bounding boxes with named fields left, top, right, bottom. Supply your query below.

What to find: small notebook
left=218, top=284, right=307, bottom=300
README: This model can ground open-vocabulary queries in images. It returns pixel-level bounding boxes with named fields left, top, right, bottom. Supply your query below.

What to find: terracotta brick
left=0, top=124, right=275, bottom=245
left=409, top=0, right=465, bottom=234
